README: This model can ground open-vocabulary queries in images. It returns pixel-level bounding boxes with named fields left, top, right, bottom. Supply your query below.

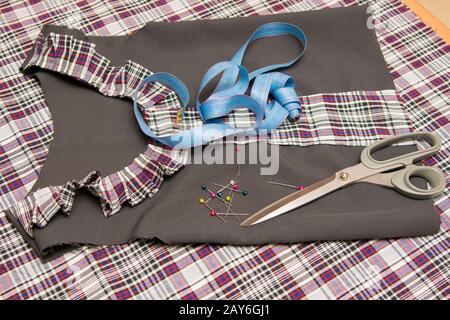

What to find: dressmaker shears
left=241, top=132, right=445, bottom=227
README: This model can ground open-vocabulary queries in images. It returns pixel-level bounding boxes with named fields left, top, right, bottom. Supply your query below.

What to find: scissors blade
left=241, top=175, right=340, bottom=226
left=241, top=163, right=373, bottom=227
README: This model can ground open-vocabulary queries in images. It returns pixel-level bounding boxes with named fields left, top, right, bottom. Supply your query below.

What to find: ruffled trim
left=21, top=26, right=180, bottom=115
left=7, top=145, right=185, bottom=236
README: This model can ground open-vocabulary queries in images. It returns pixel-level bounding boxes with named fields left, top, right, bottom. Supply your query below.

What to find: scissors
left=241, top=132, right=445, bottom=227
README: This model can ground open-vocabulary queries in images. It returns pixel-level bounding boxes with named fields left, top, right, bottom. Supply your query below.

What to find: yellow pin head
left=176, top=110, right=184, bottom=124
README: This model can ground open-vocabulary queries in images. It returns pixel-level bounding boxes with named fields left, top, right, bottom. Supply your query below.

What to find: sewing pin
left=267, top=181, right=305, bottom=190
left=209, top=210, right=226, bottom=222
left=199, top=198, right=215, bottom=211
left=212, top=183, right=247, bottom=195
left=225, top=190, right=240, bottom=221
left=205, top=181, right=238, bottom=191
left=212, top=189, right=234, bottom=207
left=203, top=186, right=229, bottom=205
left=198, top=164, right=247, bottom=223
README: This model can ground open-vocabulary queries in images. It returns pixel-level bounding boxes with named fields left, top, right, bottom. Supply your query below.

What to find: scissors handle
left=360, top=132, right=442, bottom=170
left=390, top=165, right=445, bottom=199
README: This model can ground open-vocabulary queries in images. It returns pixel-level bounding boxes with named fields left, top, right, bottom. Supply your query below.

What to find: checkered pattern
left=21, top=29, right=180, bottom=111
left=271, top=90, right=412, bottom=145
left=144, top=89, right=412, bottom=142
left=0, top=0, right=448, bottom=300
left=152, top=89, right=411, bottom=143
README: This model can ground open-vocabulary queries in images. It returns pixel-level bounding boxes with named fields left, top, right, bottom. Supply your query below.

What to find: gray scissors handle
left=360, top=132, right=442, bottom=170
left=389, top=165, right=445, bottom=199
left=360, top=132, right=444, bottom=199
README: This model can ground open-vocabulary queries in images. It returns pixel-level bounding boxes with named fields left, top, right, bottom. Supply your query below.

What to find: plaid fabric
left=149, top=89, right=411, bottom=144
left=0, top=0, right=448, bottom=300
left=271, top=90, right=412, bottom=145
left=21, top=29, right=181, bottom=111
left=144, top=89, right=412, bottom=143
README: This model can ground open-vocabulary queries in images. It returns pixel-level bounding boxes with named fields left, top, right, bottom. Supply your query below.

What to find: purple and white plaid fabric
left=0, top=0, right=448, bottom=299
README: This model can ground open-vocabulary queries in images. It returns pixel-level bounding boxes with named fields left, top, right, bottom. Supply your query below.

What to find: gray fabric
left=14, top=6, right=440, bottom=259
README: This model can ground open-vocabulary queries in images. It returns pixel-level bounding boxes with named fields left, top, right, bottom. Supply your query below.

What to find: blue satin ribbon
left=133, top=22, right=307, bottom=148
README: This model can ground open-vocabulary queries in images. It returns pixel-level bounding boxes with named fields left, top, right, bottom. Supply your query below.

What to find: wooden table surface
left=402, top=0, right=450, bottom=43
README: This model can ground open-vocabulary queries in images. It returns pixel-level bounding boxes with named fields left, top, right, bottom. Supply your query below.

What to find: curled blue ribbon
left=133, top=22, right=307, bottom=148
